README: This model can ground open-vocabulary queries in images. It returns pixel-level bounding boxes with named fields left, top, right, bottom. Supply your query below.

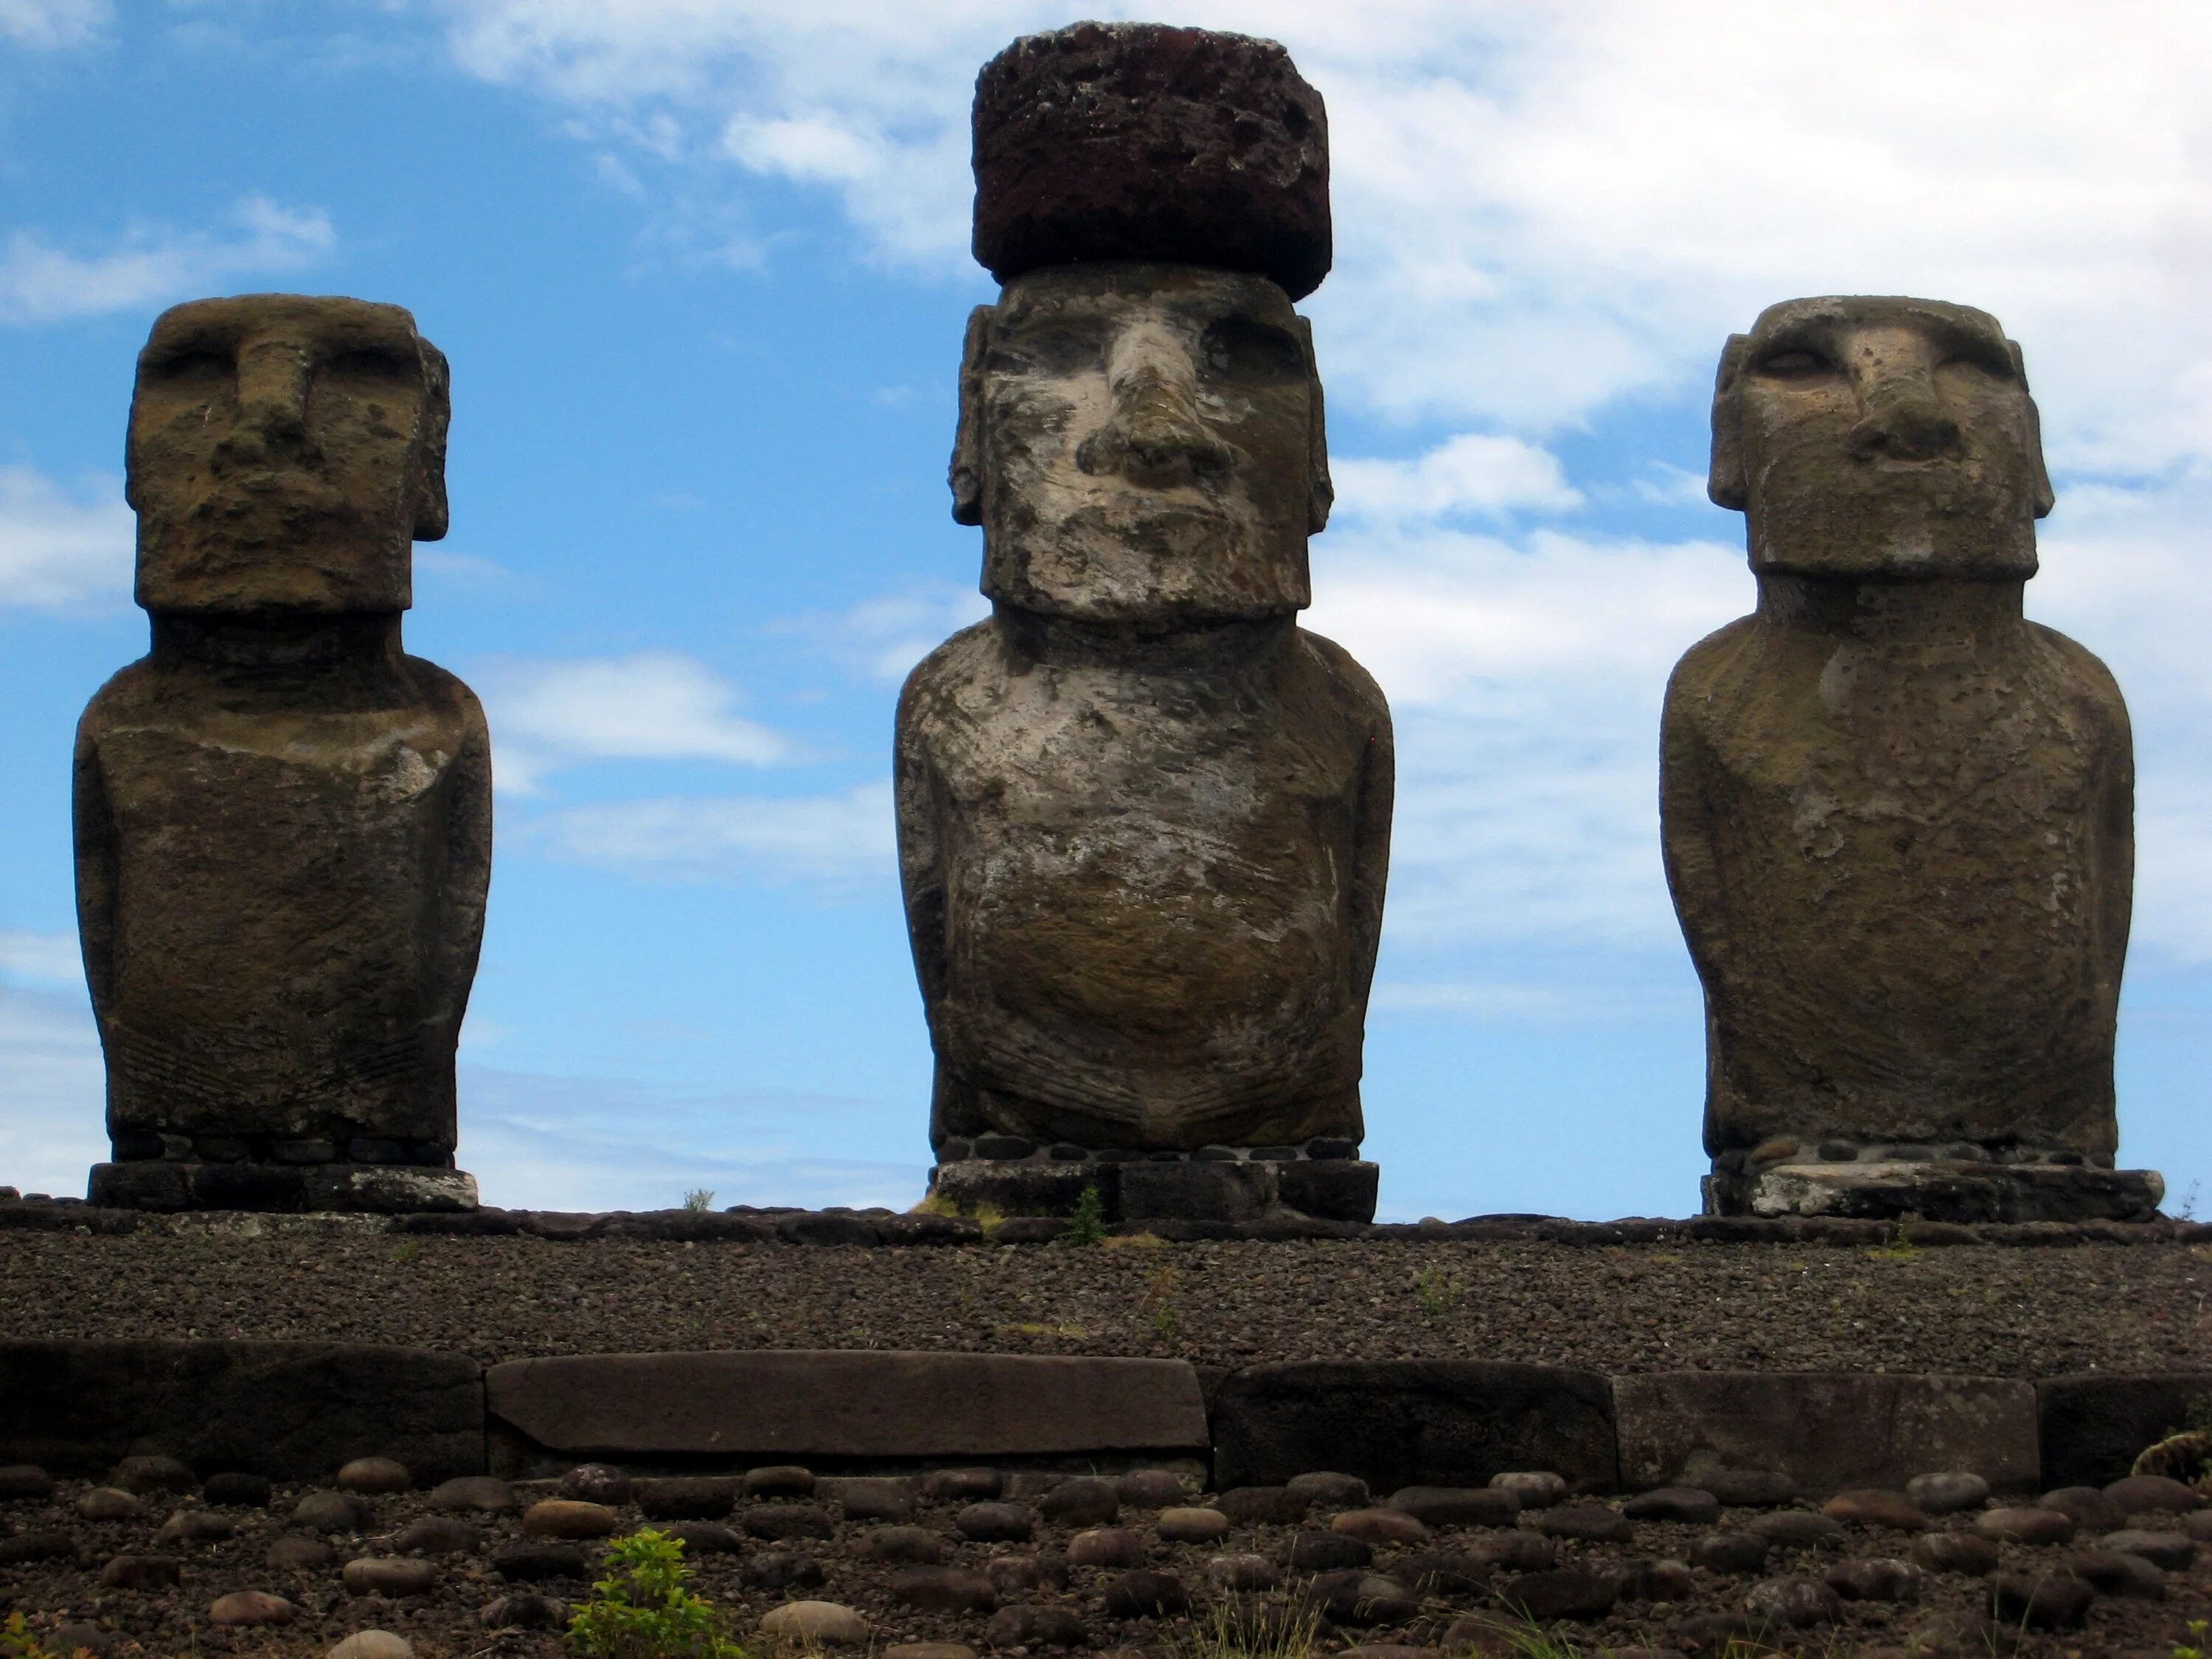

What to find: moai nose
left=212, top=343, right=319, bottom=470
left=1078, top=327, right=1237, bottom=487
left=1846, top=378, right=1964, bottom=464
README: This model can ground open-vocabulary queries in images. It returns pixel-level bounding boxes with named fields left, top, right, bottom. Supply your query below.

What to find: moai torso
left=1663, top=296, right=2135, bottom=1192
left=77, top=294, right=490, bottom=1195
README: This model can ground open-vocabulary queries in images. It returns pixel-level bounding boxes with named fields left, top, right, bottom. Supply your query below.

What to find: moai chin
left=77, top=293, right=491, bottom=1213
left=1662, top=295, right=2158, bottom=1222
left=897, top=23, right=1394, bottom=1225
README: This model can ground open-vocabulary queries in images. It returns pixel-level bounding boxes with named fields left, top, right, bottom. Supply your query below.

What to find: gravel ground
left=4, top=1231, right=2209, bottom=1375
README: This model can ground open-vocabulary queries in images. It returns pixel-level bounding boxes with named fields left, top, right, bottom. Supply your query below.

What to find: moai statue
left=897, top=24, right=1394, bottom=1225
left=1663, top=296, right=2158, bottom=1222
left=77, top=294, right=490, bottom=1213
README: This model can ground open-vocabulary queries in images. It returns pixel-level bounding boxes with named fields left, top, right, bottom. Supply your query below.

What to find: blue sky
left=3, top=0, right=2208, bottom=1220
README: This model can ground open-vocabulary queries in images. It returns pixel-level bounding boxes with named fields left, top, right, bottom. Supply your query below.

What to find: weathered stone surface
left=267, top=1536, right=338, bottom=1571
left=1622, top=1486, right=1718, bottom=1525
left=985, top=1604, right=1088, bottom=1648
left=76, top=1487, right=143, bottom=1521
left=972, top=23, right=1329, bottom=299
left=521, top=1499, right=615, bottom=1540
left=1537, top=1503, right=1632, bottom=1543
left=1614, top=1372, right=2036, bottom=1496
left=1989, top=1570, right=2093, bottom=1630
left=479, top=1593, right=568, bottom=1629
left=208, top=1590, right=295, bottom=1627
left=0, top=1339, right=483, bottom=1481
left=760, top=1601, right=870, bottom=1647
left=294, top=1491, right=369, bottom=1534
left=1975, top=1506, right=2073, bottom=1545
left=2098, top=1527, right=2194, bottom=1569
left=1330, top=1506, right=1427, bottom=1546
left=428, top=1476, right=513, bottom=1512
left=101, top=1553, right=181, bottom=1588
left=1912, top=1532, right=1999, bottom=1576
left=636, top=1477, right=736, bottom=1521
left=558, top=1463, right=631, bottom=1505
left=2105, top=1473, right=2202, bottom=1514
left=1211, top=1361, right=1615, bottom=1492
left=1284, top=1470, right=1368, bottom=1508
left=1821, top=1488, right=1925, bottom=1531
left=1285, top=1528, right=1368, bottom=1571
left=1667, top=297, right=2138, bottom=1214
left=1387, top=1484, right=1519, bottom=1527
left=1066, top=1526, right=1145, bottom=1568
left=0, top=1464, right=54, bottom=1500
left=337, top=1456, right=411, bottom=1494
left=1215, top=1485, right=1310, bottom=1526
left=1823, top=1556, right=1924, bottom=1601
left=1726, top=1161, right=2162, bottom=1223
left=328, top=1634, right=414, bottom=1659
left=80, top=295, right=487, bottom=1210
left=1037, top=1475, right=1118, bottom=1526
left=342, top=1557, right=437, bottom=1596
left=1502, top=1568, right=1615, bottom=1621
left=116, top=1453, right=195, bottom=1493
left=392, top=1516, right=481, bottom=1555
left=1745, top=1574, right=1842, bottom=1627
left=890, top=1566, right=998, bottom=1614
left=489, top=1349, right=1204, bottom=1462
left=2039, top=1484, right=2124, bottom=1529
left=1116, top=1468, right=1190, bottom=1507
left=1490, top=1470, right=1567, bottom=1509
left=955, top=1502, right=1034, bottom=1543
left=1692, top=1532, right=1768, bottom=1574
left=1905, top=1471, right=1988, bottom=1514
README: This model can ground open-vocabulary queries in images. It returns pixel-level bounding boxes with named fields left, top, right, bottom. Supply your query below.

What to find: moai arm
left=893, top=679, right=950, bottom=1026
left=433, top=686, right=494, bottom=1041
left=72, top=713, right=118, bottom=1023
left=1349, top=690, right=1394, bottom=1014
left=1658, top=647, right=1732, bottom=986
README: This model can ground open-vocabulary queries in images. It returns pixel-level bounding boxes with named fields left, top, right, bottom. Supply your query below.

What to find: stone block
left=1718, top=1162, right=2163, bottom=1224
left=90, top=1162, right=477, bottom=1214
left=487, top=1351, right=1207, bottom=1465
left=0, top=1340, right=484, bottom=1481
left=1274, top=1160, right=1378, bottom=1222
left=2037, top=1373, right=2212, bottom=1489
left=1614, top=1373, right=2037, bottom=1497
left=1211, top=1362, right=1616, bottom=1493
left=928, top=1161, right=1113, bottom=1220
left=1119, top=1161, right=1278, bottom=1223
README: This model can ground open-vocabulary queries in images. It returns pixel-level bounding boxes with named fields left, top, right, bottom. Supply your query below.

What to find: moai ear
left=949, top=305, right=993, bottom=527
left=1298, top=316, right=1333, bottom=534
left=2009, top=339, right=2056, bottom=519
left=1708, top=333, right=1751, bottom=511
left=411, top=338, right=452, bottom=542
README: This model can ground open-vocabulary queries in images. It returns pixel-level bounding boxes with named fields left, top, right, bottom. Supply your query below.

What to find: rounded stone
left=1691, top=1532, right=1768, bottom=1575
left=1503, top=1568, right=1617, bottom=1622
left=1114, top=1468, right=1189, bottom=1509
left=1911, top=1533, right=2000, bottom=1576
left=479, top=1593, right=569, bottom=1630
left=889, top=1566, right=998, bottom=1613
left=1745, top=1575, right=1842, bottom=1627
left=100, top=1553, right=182, bottom=1588
left=862, top=1525, right=944, bottom=1564
left=2098, top=1528, right=2195, bottom=1570
left=1616, top=1558, right=1695, bottom=1602
left=1388, top=1484, right=1519, bottom=1527
left=984, top=1605, right=1088, bottom=1649
left=208, top=1590, right=295, bottom=1627
left=293, top=1490, right=369, bottom=1534
left=1700, top=1469, right=1799, bottom=1507
left=1905, top=1472, right=1989, bottom=1515
left=760, top=1601, right=870, bottom=1647
left=2039, top=1485, right=2124, bottom=1529
left=1536, top=1503, right=1632, bottom=1543
left=1624, top=1486, right=1720, bottom=1525
left=76, top=1487, right=145, bottom=1522
left=834, top=1477, right=916, bottom=1523
left=44, top=1626, right=114, bottom=1659
left=394, top=1516, right=482, bottom=1556
left=1822, top=1489, right=1926, bottom=1531
left=2104, top=1474, right=2202, bottom=1515
left=428, top=1475, right=515, bottom=1512
left=1038, top=1476, right=1118, bottom=1526
left=115, top=1455, right=195, bottom=1495
left=0, top=1464, right=55, bottom=1501
left=1101, top=1568, right=1190, bottom=1618
left=637, top=1477, right=737, bottom=1521
left=560, top=1463, right=633, bottom=1505
left=0, top=1530, right=77, bottom=1564
left=1989, top=1570, right=2093, bottom=1630
left=2066, top=1547, right=2166, bottom=1599
left=1155, top=1506, right=1229, bottom=1544
left=1286, top=1471, right=1370, bottom=1509
left=742, top=1503, right=835, bottom=1540
left=1823, top=1557, right=1924, bottom=1601
left=1206, top=1552, right=1278, bottom=1591
left=982, top=1555, right=1060, bottom=1596
left=335, top=1458, right=411, bottom=1495
left=1215, top=1485, right=1310, bottom=1526
left=1068, top=1526, right=1147, bottom=1568
left=1331, top=1506, right=1428, bottom=1546
left=267, top=1536, right=339, bottom=1571
left=156, top=1509, right=237, bottom=1544
left=1975, top=1507, right=2074, bottom=1545
left=344, top=1557, right=438, bottom=1597
left=1286, top=1528, right=1370, bottom=1571
left=524, top=1499, right=618, bottom=1540
left=956, top=1501, right=1034, bottom=1543
left=921, top=1468, right=1001, bottom=1503
left=742, top=1552, right=827, bottom=1592
left=666, top=1522, right=745, bottom=1556
left=1747, top=1510, right=1846, bottom=1548
left=203, top=1472, right=273, bottom=1509
left=744, top=1465, right=816, bottom=1498
left=1489, top=1470, right=1566, bottom=1509
left=327, top=1634, right=414, bottom=1659
left=970, top=23, right=1332, bottom=299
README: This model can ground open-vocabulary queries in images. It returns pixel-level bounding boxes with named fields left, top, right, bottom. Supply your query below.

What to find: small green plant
left=2174, top=1617, right=2208, bottom=1659
left=1414, top=1266, right=1462, bottom=1320
left=681, top=1188, right=716, bottom=1214
left=910, top=1189, right=1007, bottom=1234
left=2177, top=1180, right=2200, bottom=1222
left=1178, top=1591, right=1321, bottom=1659
left=568, top=1528, right=747, bottom=1659
left=1140, top=1260, right=1182, bottom=1342
left=1060, top=1184, right=1107, bottom=1246
left=1, top=1614, right=88, bottom=1659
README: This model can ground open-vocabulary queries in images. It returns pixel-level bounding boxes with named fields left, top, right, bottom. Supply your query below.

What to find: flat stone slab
left=1210, top=1360, right=1616, bottom=1493
left=91, top=1162, right=479, bottom=1214
left=2037, top=1371, right=2212, bottom=1489
left=1615, top=1371, right=2037, bottom=1496
left=487, top=1351, right=1208, bottom=1462
left=929, top=1158, right=1378, bottom=1225
left=1718, top=1161, right=2163, bottom=1224
left=0, top=1340, right=484, bottom=1481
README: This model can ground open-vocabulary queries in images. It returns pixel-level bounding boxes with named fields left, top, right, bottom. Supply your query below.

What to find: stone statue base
left=930, top=1140, right=1377, bottom=1225
left=1705, top=1147, right=2163, bottom=1224
left=89, top=1161, right=479, bottom=1214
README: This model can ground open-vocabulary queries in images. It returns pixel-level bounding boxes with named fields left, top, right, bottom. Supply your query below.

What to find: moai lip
left=1662, top=295, right=2152, bottom=1222
left=77, top=294, right=490, bottom=1214
left=900, top=27, right=1391, bottom=1224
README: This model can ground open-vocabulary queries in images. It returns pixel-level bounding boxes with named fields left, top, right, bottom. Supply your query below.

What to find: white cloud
left=0, top=0, right=106, bottom=49
left=0, top=466, right=132, bottom=610
left=0, top=197, right=335, bottom=327
left=0, top=930, right=81, bottom=989
left=0, top=985, right=103, bottom=1200
left=1332, top=433, right=1580, bottom=524
left=774, top=585, right=990, bottom=682
left=476, top=650, right=789, bottom=794
left=527, top=781, right=894, bottom=884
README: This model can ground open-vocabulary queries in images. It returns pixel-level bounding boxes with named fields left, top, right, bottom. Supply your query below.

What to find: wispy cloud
left=0, top=197, right=335, bottom=327
left=0, top=984, right=102, bottom=1200
left=1333, top=433, right=1581, bottom=524
left=0, top=930, right=81, bottom=989
left=0, top=466, right=133, bottom=610
left=773, top=585, right=989, bottom=682
left=0, top=0, right=108, bottom=49
left=525, top=781, right=894, bottom=886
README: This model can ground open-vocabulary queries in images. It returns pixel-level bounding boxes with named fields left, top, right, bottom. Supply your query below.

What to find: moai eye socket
left=320, top=347, right=418, bottom=387
left=1200, top=317, right=1304, bottom=383
left=1756, top=349, right=1832, bottom=380
left=146, top=348, right=232, bottom=388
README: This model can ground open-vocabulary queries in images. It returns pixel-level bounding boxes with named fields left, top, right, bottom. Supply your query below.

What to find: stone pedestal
left=90, top=1161, right=478, bottom=1214
left=1705, top=1144, right=2162, bottom=1223
left=929, top=1139, right=1377, bottom=1225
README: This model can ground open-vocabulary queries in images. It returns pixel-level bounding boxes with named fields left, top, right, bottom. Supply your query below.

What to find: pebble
left=523, top=1498, right=617, bottom=1540
left=1206, top=1553, right=1279, bottom=1591
left=75, top=1487, right=144, bottom=1522
left=745, top=1464, right=816, bottom=1498
left=1155, top=1506, right=1229, bottom=1544
left=1287, top=1470, right=1370, bottom=1509
left=335, top=1457, right=411, bottom=1495
left=1747, top=1510, right=1845, bottom=1548
left=0, top=1464, right=55, bottom=1500
left=428, top=1475, right=515, bottom=1512
left=2066, top=1548, right=2167, bottom=1599
left=1823, top=1557, right=1924, bottom=1601
left=742, top=1552, right=827, bottom=1592
left=954, top=1501, right=1034, bottom=1543
left=1215, top=1485, right=1310, bottom=1526
left=743, top=1503, right=835, bottom=1540
left=1115, top=1469, right=1189, bottom=1508
left=267, top=1536, right=339, bottom=1571
left=1615, top=1558, right=1694, bottom=1602
left=342, top=1557, right=439, bottom=1596
left=293, top=1490, right=369, bottom=1533
left=862, top=1525, right=944, bottom=1564
left=1697, top=1469, right=1798, bottom=1506
left=1745, top=1574, right=1842, bottom=1627
left=115, top=1455, right=195, bottom=1495
left=327, top=1634, right=414, bottom=1659
left=392, top=1515, right=482, bottom=1555
left=1068, top=1526, right=1147, bottom=1568
left=1623, top=1486, right=1720, bottom=1525
left=2104, top=1474, right=2201, bottom=1514
left=985, top=1605, right=1088, bottom=1648
left=1503, top=1568, right=1615, bottom=1621
left=208, top=1590, right=295, bottom=1627
left=1332, top=1506, right=1429, bottom=1546
left=1287, top=1528, right=1371, bottom=1571
left=1989, top=1570, right=2093, bottom=1630
left=203, top=1472, right=272, bottom=1508
left=1102, top=1568, right=1190, bottom=1618
left=1821, top=1489, right=1926, bottom=1531
left=492, top=1542, right=588, bottom=1582
left=1975, top=1507, right=2073, bottom=1545
left=1308, top=1570, right=1416, bottom=1625
left=1691, top=1533, right=1767, bottom=1575
left=760, top=1600, right=870, bottom=1647
left=560, top=1463, right=633, bottom=1505
left=1910, top=1533, right=1999, bottom=1576
left=479, top=1593, right=568, bottom=1630
left=100, top=1553, right=181, bottom=1588
left=155, top=1509, right=237, bottom=1544
left=2039, top=1485, right=2123, bottom=1530
left=2098, top=1527, right=2195, bottom=1569
left=1490, top=1470, right=1567, bottom=1509
left=888, top=1565, right=998, bottom=1613
left=638, top=1478, right=737, bottom=1520
left=1388, top=1485, right=1518, bottom=1527
left=921, top=1469, right=999, bottom=1503
left=1905, top=1472, right=1989, bottom=1515
left=1038, top=1477, right=1119, bottom=1526
left=1537, top=1502, right=1632, bottom=1543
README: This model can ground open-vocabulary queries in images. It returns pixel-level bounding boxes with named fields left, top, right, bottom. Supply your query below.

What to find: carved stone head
left=1708, top=296, right=2053, bottom=581
left=127, top=294, right=450, bottom=616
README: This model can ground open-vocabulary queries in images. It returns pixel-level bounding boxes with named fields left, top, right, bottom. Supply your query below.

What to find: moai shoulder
left=77, top=293, right=490, bottom=1214
left=1660, top=296, right=2149, bottom=1222
left=897, top=24, right=1394, bottom=1225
